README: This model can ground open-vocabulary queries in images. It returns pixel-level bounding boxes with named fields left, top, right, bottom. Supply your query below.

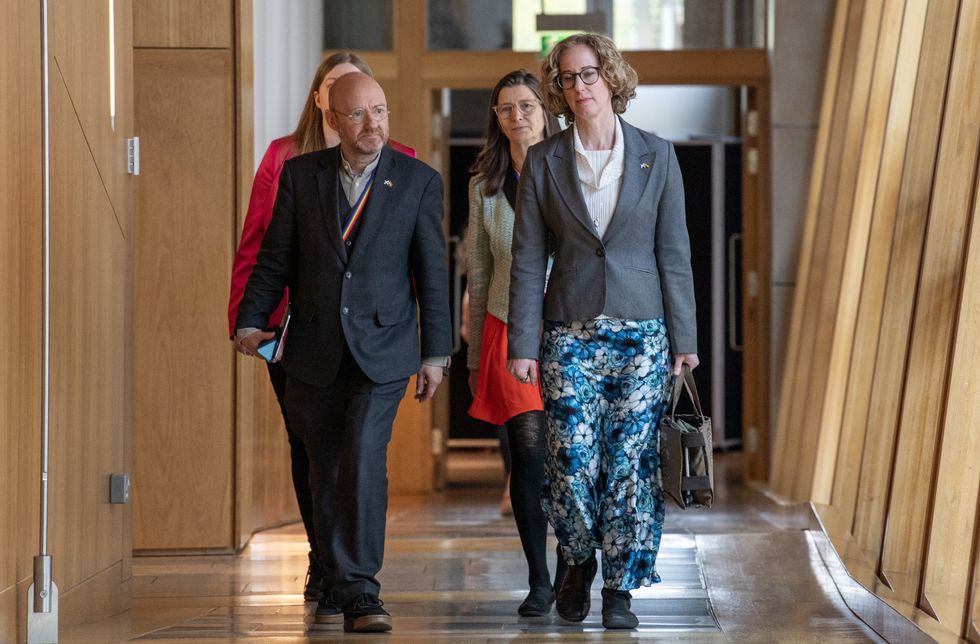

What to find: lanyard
left=342, top=168, right=376, bottom=241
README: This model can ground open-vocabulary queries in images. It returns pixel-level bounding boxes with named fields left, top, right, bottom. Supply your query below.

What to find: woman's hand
left=468, top=370, right=479, bottom=397
left=673, top=353, right=699, bottom=376
left=507, top=358, right=538, bottom=386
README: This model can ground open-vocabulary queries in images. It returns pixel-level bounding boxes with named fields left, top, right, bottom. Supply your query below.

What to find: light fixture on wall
left=109, top=0, right=116, bottom=129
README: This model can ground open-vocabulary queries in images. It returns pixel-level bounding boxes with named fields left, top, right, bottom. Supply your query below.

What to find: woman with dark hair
left=507, top=34, right=699, bottom=629
left=466, top=69, right=561, bottom=617
left=227, top=51, right=414, bottom=608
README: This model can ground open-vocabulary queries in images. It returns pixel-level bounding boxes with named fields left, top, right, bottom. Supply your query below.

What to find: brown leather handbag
left=659, top=366, right=714, bottom=509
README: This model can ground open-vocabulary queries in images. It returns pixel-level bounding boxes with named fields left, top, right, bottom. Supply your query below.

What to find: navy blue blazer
left=237, top=145, right=452, bottom=386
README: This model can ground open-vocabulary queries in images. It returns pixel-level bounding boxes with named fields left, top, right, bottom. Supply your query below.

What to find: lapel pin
left=640, top=162, right=651, bottom=169
left=383, top=179, right=393, bottom=188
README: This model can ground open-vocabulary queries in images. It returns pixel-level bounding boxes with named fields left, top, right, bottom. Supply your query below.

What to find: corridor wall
left=1, top=0, right=134, bottom=640
left=772, top=0, right=980, bottom=641
left=131, top=0, right=277, bottom=551
left=132, top=0, right=303, bottom=551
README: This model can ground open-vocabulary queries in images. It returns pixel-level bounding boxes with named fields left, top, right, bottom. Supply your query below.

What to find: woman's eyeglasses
left=557, top=66, right=600, bottom=90
left=492, top=100, right=541, bottom=119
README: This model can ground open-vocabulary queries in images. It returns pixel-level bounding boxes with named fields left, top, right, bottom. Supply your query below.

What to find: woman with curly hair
left=506, top=33, right=699, bottom=629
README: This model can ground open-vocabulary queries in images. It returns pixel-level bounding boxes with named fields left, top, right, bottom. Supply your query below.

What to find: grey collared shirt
left=339, top=150, right=381, bottom=205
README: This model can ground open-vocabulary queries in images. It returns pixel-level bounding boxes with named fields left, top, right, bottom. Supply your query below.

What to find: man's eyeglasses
left=331, top=105, right=390, bottom=124
left=492, top=100, right=541, bottom=119
left=557, top=66, right=600, bottom=90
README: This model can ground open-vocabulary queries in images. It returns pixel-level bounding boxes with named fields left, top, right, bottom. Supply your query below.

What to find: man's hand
left=239, top=330, right=275, bottom=357
left=415, top=364, right=445, bottom=401
left=672, top=353, right=699, bottom=376
left=507, top=358, right=538, bottom=387
left=233, top=338, right=251, bottom=356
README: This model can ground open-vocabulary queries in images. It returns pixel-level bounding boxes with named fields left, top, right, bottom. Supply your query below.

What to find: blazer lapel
left=602, top=118, right=656, bottom=244
left=315, top=148, right=347, bottom=262
left=346, top=147, right=395, bottom=268
left=545, top=128, right=598, bottom=239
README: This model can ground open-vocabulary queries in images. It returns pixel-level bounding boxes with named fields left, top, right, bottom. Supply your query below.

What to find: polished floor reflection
left=61, top=454, right=889, bottom=642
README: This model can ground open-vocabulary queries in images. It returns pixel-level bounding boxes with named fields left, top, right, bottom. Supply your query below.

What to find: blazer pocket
left=628, top=263, right=659, bottom=276
left=376, top=303, right=413, bottom=327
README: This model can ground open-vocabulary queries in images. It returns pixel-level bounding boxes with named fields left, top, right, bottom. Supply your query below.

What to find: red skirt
left=468, top=313, right=543, bottom=425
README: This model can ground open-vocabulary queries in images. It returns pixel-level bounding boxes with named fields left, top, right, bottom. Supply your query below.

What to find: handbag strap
left=669, top=365, right=705, bottom=419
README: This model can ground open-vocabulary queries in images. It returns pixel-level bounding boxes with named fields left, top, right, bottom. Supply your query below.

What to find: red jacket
left=227, top=136, right=417, bottom=337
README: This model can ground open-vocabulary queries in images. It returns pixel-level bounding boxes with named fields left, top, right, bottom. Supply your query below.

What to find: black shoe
left=303, top=552, right=324, bottom=602
left=312, top=594, right=344, bottom=628
left=553, top=544, right=568, bottom=591
left=601, top=588, right=639, bottom=629
left=517, top=586, right=555, bottom=616
left=555, top=553, right=597, bottom=622
left=343, top=593, right=392, bottom=633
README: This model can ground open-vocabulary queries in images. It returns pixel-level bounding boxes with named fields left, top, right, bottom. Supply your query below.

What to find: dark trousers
left=266, top=362, right=317, bottom=560
left=284, top=347, right=408, bottom=606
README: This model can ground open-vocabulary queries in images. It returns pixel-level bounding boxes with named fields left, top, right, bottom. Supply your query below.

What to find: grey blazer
left=507, top=117, right=697, bottom=359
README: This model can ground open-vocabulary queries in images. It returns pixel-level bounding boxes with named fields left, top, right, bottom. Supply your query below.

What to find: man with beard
left=237, top=72, right=452, bottom=633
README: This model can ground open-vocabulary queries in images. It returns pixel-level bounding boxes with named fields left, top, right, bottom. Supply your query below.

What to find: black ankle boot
left=601, top=587, right=638, bottom=629
left=517, top=585, right=555, bottom=616
left=555, top=553, right=597, bottom=622
left=553, top=543, right=567, bottom=591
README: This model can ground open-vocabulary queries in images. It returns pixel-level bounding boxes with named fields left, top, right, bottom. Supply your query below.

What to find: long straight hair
left=471, top=70, right=559, bottom=195
left=290, top=51, right=372, bottom=155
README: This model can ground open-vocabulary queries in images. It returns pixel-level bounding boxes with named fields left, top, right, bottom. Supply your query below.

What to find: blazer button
left=345, top=271, right=352, bottom=279
left=595, top=247, right=605, bottom=257
left=345, top=240, right=352, bottom=247
left=342, top=307, right=350, bottom=315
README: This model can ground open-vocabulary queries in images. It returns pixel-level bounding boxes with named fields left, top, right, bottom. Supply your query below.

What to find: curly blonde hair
left=540, top=33, right=638, bottom=123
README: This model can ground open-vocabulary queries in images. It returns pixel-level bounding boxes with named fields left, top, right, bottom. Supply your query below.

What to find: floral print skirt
left=540, top=317, right=673, bottom=591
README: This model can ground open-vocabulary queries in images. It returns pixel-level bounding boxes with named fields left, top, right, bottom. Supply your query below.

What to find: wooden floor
left=60, top=454, right=897, bottom=642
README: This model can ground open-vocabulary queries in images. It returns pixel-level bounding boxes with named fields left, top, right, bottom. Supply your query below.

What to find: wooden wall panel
left=972, top=524, right=980, bottom=642
left=384, top=0, right=436, bottom=494
left=878, top=0, right=980, bottom=615
left=823, top=0, right=928, bottom=553
left=0, top=0, right=42, bottom=640
left=921, top=151, right=980, bottom=636
left=133, top=0, right=232, bottom=48
left=48, top=81, right=129, bottom=587
left=233, top=0, right=258, bottom=550
left=1, top=0, right=134, bottom=636
left=850, top=0, right=957, bottom=580
left=249, top=372, right=298, bottom=532
left=773, top=0, right=872, bottom=500
left=811, top=0, right=903, bottom=502
left=774, top=0, right=980, bottom=640
left=47, top=0, right=134, bottom=608
left=133, top=48, right=235, bottom=550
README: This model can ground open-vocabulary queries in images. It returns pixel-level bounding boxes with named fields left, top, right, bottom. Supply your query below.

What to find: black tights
left=505, top=410, right=552, bottom=591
